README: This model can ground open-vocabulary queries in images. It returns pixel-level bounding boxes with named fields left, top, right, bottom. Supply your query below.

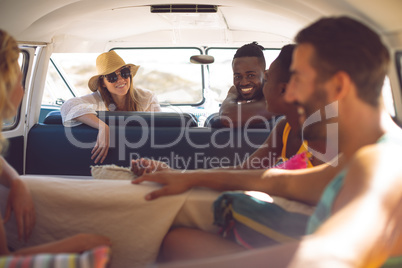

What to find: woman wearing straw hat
left=61, top=50, right=161, bottom=164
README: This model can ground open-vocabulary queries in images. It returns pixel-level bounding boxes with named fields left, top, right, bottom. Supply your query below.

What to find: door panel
left=4, top=136, right=24, bottom=174
left=2, top=46, right=37, bottom=175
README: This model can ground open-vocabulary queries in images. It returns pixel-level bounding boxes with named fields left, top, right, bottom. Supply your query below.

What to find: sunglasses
left=103, top=67, right=131, bottom=83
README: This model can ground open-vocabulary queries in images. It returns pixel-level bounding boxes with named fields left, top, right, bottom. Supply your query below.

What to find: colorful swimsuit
left=280, top=123, right=313, bottom=168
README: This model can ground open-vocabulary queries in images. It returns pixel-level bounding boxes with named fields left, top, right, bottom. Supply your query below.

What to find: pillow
left=213, top=192, right=309, bottom=249
left=91, top=164, right=136, bottom=180
left=0, top=246, right=110, bottom=268
left=212, top=154, right=311, bottom=249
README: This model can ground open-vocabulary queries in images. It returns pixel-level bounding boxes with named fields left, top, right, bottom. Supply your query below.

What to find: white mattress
left=0, top=175, right=220, bottom=268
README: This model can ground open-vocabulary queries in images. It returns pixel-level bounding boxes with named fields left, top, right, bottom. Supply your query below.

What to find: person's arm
left=0, top=157, right=35, bottom=242
left=219, top=86, right=275, bottom=127
left=60, top=94, right=99, bottom=128
left=160, top=144, right=402, bottom=268
left=132, top=118, right=342, bottom=204
left=75, top=114, right=109, bottom=164
left=130, top=119, right=282, bottom=199
left=258, top=156, right=344, bottom=205
left=11, top=233, right=111, bottom=256
left=0, top=215, right=10, bottom=254
left=132, top=156, right=343, bottom=204
left=132, top=168, right=267, bottom=200
left=60, top=94, right=109, bottom=163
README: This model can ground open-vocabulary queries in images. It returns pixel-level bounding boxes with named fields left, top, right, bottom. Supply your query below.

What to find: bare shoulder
left=332, top=132, right=402, bottom=215
left=346, top=133, right=402, bottom=191
left=353, top=130, right=402, bottom=167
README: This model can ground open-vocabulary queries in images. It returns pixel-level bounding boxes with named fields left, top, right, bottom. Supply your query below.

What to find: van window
left=207, top=47, right=396, bottom=118
left=45, top=48, right=205, bottom=108
left=2, top=51, right=27, bottom=130
left=382, top=76, right=395, bottom=117
left=206, top=48, right=280, bottom=104
left=43, top=57, right=79, bottom=107
left=114, top=48, right=204, bottom=105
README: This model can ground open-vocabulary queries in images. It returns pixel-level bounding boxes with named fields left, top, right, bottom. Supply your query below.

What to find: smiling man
left=158, top=16, right=402, bottom=268
left=219, top=42, right=276, bottom=127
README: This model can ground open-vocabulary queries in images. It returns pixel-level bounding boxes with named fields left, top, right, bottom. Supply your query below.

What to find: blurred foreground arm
left=158, top=145, right=402, bottom=268
left=0, top=157, right=35, bottom=242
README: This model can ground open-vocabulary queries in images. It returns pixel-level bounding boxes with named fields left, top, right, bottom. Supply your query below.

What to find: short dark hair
left=295, top=16, right=390, bottom=107
left=233, top=41, right=266, bottom=69
left=273, top=44, right=295, bottom=83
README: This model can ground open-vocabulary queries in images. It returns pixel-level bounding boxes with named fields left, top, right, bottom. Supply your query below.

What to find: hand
left=131, top=170, right=193, bottom=200
left=4, top=178, right=36, bottom=242
left=91, top=124, right=110, bottom=164
left=219, top=85, right=241, bottom=127
left=227, top=85, right=239, bottom=97
left=131, top=158, right=171, bottom=176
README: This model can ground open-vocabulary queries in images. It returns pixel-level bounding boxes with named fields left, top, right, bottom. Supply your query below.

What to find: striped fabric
left=0, top=246, right=110, bottom=268
left=212, top=153, right=312, bottom=248
left=213, top=192, right=310, bottom=248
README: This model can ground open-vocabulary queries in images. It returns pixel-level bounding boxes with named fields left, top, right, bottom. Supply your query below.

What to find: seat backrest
left=26, top=124, right=269, bottom=176
left=204, top=112, right=224, bottom=128
left=43, top=111, right=198, bottom=127
left=43, top=110, right=63, bottom=124
left=204, top=112, right=282, bottom=130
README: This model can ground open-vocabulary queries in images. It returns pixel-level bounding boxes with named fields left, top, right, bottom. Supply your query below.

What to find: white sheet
left=0, top=175, right=220, bottom=268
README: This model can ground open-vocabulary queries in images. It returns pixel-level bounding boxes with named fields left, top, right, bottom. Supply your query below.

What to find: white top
left=60, top=89, right=161, bottom=127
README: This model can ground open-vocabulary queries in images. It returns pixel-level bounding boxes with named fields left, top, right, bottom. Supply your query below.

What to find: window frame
left=2, top=50, right=29, bottom=131
left=49, top=58, right=77, bottom=98
left=396, top=51, right=402, bottom=98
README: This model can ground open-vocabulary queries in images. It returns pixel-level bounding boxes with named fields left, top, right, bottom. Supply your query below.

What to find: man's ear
left=329, top=71, right=353, bottom=100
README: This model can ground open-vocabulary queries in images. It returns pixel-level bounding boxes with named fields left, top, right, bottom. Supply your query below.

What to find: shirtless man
left=131, top=45, right=336, bottom=197
left=156, top=16, right=402, bottom=268
left=219, top=42, right=276, bottom=127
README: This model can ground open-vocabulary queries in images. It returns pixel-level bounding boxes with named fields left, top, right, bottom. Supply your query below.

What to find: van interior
left=0, top=1, right=401, bottom=267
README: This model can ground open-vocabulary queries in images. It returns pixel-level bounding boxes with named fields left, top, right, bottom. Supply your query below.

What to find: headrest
left=204, top=112, right=280, bottom=129
left=43, top=110, right=63, bottom=124
left=43, top=111, right=198, bottom=127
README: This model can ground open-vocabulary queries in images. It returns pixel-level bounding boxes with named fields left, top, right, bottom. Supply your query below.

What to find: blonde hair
left=97, top=74, right=143, bottom=111
left=0, top=29, right=20, bottom=154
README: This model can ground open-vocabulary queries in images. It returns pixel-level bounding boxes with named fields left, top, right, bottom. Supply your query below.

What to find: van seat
left=43, top=111, right=198, bottom=127
left=204, top=112, right=282, bottom=130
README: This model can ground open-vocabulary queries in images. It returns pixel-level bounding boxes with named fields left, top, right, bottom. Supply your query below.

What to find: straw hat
left=88, top=50, right=140, bottom=92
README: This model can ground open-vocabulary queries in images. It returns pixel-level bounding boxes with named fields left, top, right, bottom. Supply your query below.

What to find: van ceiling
left=1, top=0, right=402, bottom=52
